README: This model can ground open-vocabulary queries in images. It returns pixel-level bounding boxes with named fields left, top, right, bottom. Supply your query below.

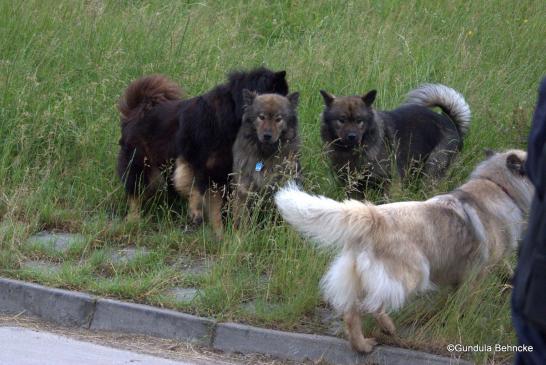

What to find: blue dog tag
left=255, top=161, right=264, bottom=172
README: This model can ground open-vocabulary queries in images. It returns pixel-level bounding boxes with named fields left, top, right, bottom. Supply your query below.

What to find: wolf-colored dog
left=320, top=84, right=471, bottom=193
left=231, top=90, right=300, bottom=225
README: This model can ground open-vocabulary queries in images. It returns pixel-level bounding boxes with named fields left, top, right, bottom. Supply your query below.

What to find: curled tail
left=405, top=83, right=471, bottom=136
left=274, top=183, right=382, bottom=249
left=118, top=75, right=183, bottom=123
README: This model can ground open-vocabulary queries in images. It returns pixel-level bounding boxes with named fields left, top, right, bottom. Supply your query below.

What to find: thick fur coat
left=117, top=75, right=184, bottom=219
left=172, top=68, right=289, bottom=237
left=231, top=90, right=301, bottom=224
left=320, top=84, right=471, bottom=193
left=275, top=150, right=533, bottom=352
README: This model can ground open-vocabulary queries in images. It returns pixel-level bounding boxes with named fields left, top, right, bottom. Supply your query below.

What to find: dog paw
left=126, top=212, right=140, bottom=223
left=352, top=337, right=377, bottom=353
left=183, top=217, right=203, bottom=233
left=377, top=315, right=396, bottom=335
left=381, top=323, right=396, bottom=336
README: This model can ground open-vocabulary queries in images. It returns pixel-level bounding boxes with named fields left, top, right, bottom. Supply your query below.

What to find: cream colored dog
left=275, top=149, right=533, bottom=353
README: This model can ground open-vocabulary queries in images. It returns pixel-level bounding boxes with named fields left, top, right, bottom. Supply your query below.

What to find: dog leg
left=231, top=196, right=244, bottom=230
left=127, top=196, right=141, bottom=222
left=373, top=308, right=396, bottom=335
left=174, top=158, right=205, bottom=229
left=424, top=135, right=459, bottom=179
left=231, top=185, right=249, bottom=230
left=343, top=307, right=377, bottom=353
left=187, top=189, right=204, bottom=228
left=206, top=188, right=224, bottom=240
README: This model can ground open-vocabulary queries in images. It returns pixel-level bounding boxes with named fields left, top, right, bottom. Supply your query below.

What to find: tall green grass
left=1, top=1, right=544, bottom=362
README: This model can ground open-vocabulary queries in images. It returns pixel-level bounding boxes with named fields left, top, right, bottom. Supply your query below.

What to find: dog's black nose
left=263, top=133, right=272, bottom=141
left=347, top=133, right=357, bottom=142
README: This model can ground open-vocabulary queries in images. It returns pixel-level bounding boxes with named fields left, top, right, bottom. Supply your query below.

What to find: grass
left=0, top=0, right=544, bottom=363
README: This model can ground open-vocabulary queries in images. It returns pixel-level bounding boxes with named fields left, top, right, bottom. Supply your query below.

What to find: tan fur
left=275, top=149, right=534, bottom=353
left=127, top=196, right=141, bottom=222
left=344, top=307, right=377, bottom=352
left=205, top=189, right=224, bottom=240
left=173, top=158, right=195, bottom=196
left=174, top=157, right=226, bottom=237
left=174, top=158, right=205, bottom=227
left=341, top=150, right=533, bottom=351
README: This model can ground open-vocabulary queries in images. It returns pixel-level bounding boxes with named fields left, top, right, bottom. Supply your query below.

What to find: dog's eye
left=275, top=116, right=283, bottom=123
left=258, top=114, right=265, bottom=120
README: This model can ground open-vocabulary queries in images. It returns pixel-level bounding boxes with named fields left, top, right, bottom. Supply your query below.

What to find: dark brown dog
left=117, top=75, right=184, bottom=220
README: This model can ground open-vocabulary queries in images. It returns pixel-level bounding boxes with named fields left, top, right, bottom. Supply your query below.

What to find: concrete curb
left=90, top=299, right=214, bottom=346
left=0, top=278, right=95, bottom=327
left=0, top=278, right=471, bottom=365
left=214, top=322, right=469, bottom=365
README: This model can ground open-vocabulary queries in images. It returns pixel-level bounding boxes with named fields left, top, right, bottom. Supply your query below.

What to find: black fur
left=176, top=67, right=289, bottom=195
left=320, top=87, right=469, bottom=194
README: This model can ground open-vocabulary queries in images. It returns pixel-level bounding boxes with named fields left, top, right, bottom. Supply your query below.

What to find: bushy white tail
left=405, top=83, right=471, bottom=136
left=274, top=183, right=380, bottom=249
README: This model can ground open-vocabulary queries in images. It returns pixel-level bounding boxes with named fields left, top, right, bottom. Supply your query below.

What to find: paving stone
left=22, top=260, right=62, bottom=274
left=109, top=246, right=149, bottom=264
left=90, top=299, right=215, bottom=346
left=175, top=256, right=213, bottom=276
left=240, top=300, right=281, bottom=315
left=0, top=278, right=95, bottom=327
left=27, top=232, right=85, bottom=253
left=166, top=287, right=200, bottom=303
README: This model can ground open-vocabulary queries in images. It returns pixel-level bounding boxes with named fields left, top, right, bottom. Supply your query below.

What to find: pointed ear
left=242, top=89, right=257, bottom=108
left=362, top=90, right=377, bottom=106
left=320, top=90, right=335, bottom=107
left=484, top=148, right=495, bottom=158
left=287, top=92, right=299, bottom=108
left=275, top=70, right=287, bottom=80
left=506, top=153, right=525, bottom=175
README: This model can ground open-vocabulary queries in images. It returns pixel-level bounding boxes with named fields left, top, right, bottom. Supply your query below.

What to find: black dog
left=320, top=84, right=471, bottom=194
left=173, top=68, right=289, bottom=238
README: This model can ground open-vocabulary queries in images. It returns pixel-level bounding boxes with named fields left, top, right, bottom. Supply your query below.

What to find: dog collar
left=476, top=176, right=525, bottom=214
left=255, top=161, right=264, bottom=172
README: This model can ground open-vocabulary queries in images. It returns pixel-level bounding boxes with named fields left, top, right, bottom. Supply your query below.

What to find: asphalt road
left=0, top=326, right=227, bottom=365
left=0, top=314, right=296, bottom=365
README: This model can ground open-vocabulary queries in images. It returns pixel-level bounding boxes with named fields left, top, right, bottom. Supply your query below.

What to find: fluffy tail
left=118, top=75, right=183, bottom=123
left=405, top=83, right=471, bottom=136
left=274, top=183, right=382, bottom=249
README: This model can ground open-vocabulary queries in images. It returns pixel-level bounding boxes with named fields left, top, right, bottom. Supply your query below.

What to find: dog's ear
left=287, top=92, right=299, bottom=108
left=242, top=89, right=257, bottom=108
left=484, top=148, right=495, bottom=158
left=506, top=153, right=525, bottom=176
left=275, top=70, right=287, bottom=80
left=320, top=90, right=335, bottom=107
left=362, top=90, right=377, bottom=106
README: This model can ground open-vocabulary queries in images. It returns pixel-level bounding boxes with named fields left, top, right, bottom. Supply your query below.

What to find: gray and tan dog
left=231, top=90, right=301, bottom=225
left=275, top=149, right=533, bottom=353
